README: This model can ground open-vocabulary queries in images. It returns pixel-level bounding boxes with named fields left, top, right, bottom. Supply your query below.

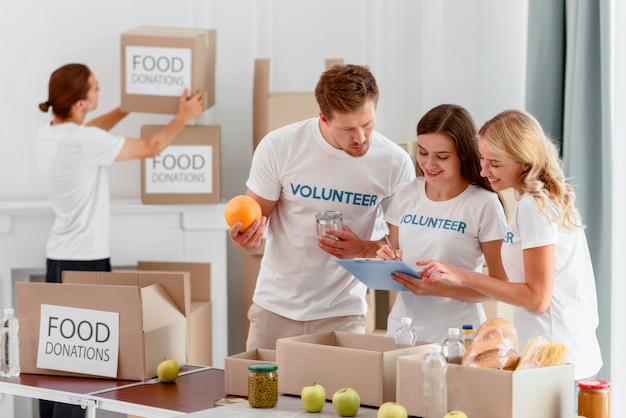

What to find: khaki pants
left=246, top=302, right=366, bottom=350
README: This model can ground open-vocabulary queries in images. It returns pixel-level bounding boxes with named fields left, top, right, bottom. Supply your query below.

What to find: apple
left=156, top=359, right=179, bottom=383
left=443, top=411, right=468, bottom=418
left=377, top=402, right=408, bottom=418
left=332, top=387, right=360, bottom=417
left=301, top=383, right=326, bottom=412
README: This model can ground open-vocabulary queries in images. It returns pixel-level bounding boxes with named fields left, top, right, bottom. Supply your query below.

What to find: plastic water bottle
left=422, top=344, right=447, bottom=418
left=394, top=317, right=418, bottom=349
left=1, top=308, right=20, bottom=377
left=461, top=324, right=474, bottom=349
left=442, top=327, right=465, bottom=364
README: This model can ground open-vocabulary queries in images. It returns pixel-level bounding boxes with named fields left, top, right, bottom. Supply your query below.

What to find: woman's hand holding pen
left=376, top=235, right=403, bottom=260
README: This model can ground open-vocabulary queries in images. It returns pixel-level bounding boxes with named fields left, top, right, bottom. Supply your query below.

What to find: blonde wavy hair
left=478, top=109, right=582, bottom=230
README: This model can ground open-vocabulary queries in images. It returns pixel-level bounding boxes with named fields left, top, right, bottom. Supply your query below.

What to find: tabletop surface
left=96, top=368, right=226, bottom=413
left=176, top=394, right=382, bottom=417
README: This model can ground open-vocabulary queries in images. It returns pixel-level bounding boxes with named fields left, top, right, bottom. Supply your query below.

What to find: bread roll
left=462, top=317, right=519, bottom=369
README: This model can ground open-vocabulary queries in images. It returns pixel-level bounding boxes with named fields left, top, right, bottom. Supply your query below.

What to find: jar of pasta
left=248, top=363, right=278, bottom=408
left=578, top=379, right=610, bottom=418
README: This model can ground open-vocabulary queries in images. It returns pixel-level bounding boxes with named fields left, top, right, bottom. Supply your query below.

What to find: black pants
left=39, top=258, right=111, bottom=418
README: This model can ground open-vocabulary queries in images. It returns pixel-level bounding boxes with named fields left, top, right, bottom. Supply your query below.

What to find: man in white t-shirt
left=229, top=64, right=415, bottom=350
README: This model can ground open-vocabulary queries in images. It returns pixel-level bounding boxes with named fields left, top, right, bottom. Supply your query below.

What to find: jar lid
left=578, top=379, right=610, bottom=390
left=248, top=363, right=278, bottom=372
left=316, top=211, right=342, bottom=222
left=462, top=324, right=473, bottom=330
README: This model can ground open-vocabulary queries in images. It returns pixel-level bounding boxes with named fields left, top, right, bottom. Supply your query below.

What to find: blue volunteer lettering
left=289, top=183, right=378, bottom=207
left=400, top=214, right=467, bottom=233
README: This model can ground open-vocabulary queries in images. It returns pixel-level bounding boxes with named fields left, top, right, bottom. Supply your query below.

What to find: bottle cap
left=4, top=308, right=14, bottom=315
left=400, top=317, right=412, bottom=326
left=448, top=327, right=460, bottom=336
left=428, top=344, right=442, bottom=354
left=462, top=324, right=473, bottom=330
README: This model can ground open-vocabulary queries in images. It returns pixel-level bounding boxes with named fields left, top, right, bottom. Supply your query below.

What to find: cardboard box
left=15, top=281, right=187, bottom=381
left=224, top=349, right=276, bottom=396
left=396, top=353, right=575, bottom=418
left=137, top=261, right=212, bottom=366
left=121, top=26, right=216, bottom=114
left=140, top=125, right=221, bottom=204
left=253, top=58, right=344, bottom=149
left=276, top=331, right=433, bottom=406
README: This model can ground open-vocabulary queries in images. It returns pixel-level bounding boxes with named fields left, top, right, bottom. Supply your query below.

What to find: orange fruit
left=224, top=195, right=262, bottom=232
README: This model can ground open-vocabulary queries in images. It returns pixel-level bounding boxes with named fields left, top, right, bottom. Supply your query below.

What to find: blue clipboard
left=334, top=258, right=422, bottom=291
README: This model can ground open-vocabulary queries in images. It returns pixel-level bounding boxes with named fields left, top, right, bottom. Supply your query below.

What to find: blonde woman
left=421, top=109, right=602, bottom=384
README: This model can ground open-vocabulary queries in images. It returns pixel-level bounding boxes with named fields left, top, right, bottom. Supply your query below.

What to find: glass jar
left=248, top=363, right=278, bottom=408
left=316, top=211, right=343, bottom=240
left=578, top=379, right=610, bottom=418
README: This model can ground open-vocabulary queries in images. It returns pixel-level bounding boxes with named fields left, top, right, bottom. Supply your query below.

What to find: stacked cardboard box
left=121, top=26, right=216, bottom=114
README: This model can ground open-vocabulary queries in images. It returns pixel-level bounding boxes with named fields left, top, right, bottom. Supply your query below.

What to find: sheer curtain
left=610, top=0, right=625, bottom=412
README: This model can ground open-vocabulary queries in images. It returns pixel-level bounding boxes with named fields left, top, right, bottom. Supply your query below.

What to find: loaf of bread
left=462, top=317, right=519, bottom=369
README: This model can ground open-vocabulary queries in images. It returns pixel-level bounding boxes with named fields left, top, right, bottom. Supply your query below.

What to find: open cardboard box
left=396, top=353, right=575, bottom=418
left=224, top=348, right=277, bottom=396
left=276, top=331, right=433, bottom=407
left=136, top=261, right=212, bottom=366
left=15, top=279, right=186, bottom=381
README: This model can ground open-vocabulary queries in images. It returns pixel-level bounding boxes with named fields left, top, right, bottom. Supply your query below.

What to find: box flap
left=141, top=283, right=187, bottom=377
left=141, top=283, right=186, bottom=332
left=137, top=261, right=211, bottom=301
left=63, top=270, right=190, bottom=317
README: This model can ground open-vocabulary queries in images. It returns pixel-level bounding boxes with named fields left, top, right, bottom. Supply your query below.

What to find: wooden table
left=0, top=365, right=226, bottom=418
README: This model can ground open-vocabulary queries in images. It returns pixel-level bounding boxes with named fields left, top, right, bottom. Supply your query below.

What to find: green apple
left=443, top=411, right=468, bottom=418
left=377, top=402, right=408, bottom=418
left=156, top=359, right=179, bottom=383
left=332, top=387, right=360, bottom=417
left=301, top=383, right=326, bottom=412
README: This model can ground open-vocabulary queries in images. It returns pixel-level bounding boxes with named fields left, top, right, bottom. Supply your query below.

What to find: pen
left=384, top=234, right=399, bottom=260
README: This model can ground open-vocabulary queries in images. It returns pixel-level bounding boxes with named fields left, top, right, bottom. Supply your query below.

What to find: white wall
left=0, top=0, right=528, bottom=355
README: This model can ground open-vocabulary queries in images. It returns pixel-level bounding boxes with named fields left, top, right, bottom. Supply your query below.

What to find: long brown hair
left=417, top=104, right=493, bottom=192
left=39, top=63, right=91, bottom=119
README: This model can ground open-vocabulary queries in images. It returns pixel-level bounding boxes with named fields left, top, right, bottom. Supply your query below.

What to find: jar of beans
left=247, top=363, right=278, bottom=408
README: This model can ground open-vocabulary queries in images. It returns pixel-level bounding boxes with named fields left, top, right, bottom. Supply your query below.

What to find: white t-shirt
left=35, top=122, right=125, bottom=260
left=384, top=177, right=507, bottom=343
left=247, top=118, right=415, bottom=321
left=502, top=193, right=602, bottom=379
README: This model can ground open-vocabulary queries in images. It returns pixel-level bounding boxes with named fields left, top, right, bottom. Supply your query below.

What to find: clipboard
left=334, top=258, right=421, bottom=291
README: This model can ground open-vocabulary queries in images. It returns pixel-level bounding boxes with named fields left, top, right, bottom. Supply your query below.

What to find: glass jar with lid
left=316, top=211, right=343, bottom=240
left=248, top=363, right=278, bottom=408
left=577, top=379, right=610, bottom=418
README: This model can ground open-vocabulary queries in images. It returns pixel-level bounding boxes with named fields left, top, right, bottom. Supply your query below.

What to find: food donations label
left=36, top=304, right=119, bottom=377
left=125, top=45, right=192, bottom=96
left=145, top=145, right=214, bottom=194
